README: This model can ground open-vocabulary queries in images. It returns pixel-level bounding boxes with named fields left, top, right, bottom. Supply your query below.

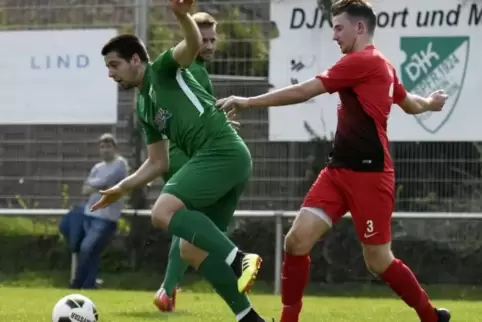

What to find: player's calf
left=281, top=208, right=331, bottom=322
left=179, top=238, right=208, bottom=269
left=152, top=193, right=262, bottom=294
left=361, top=243, right=447, bottom=322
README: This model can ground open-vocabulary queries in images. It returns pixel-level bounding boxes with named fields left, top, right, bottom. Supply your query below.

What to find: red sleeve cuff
left=394, top=88, right=408, bottom=105
left=316, top=75, right=336, bottom=94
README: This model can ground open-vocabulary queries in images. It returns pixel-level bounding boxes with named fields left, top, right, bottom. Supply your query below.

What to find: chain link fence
left=0, top=0, right=480, bottom=212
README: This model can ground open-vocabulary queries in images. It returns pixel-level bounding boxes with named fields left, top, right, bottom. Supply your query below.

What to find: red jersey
left=317, top=45, right=407, bottom=172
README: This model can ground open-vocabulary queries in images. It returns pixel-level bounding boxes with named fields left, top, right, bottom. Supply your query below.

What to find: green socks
left=162, top=236, right=188, bottom=296
left=167, top=209, right=238, bottom=262
left=198, top=254, right=251, bottom=315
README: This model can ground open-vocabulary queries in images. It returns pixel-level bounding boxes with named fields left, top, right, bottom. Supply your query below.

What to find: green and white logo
left=400, top=36, right=470, bottom=134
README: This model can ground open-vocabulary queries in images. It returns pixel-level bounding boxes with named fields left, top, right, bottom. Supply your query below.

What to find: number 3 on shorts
left=366, top=220, right=374, bottom=233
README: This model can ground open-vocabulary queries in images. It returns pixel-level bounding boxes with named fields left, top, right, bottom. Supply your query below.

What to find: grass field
left=1, top=285, right=482, bottom=321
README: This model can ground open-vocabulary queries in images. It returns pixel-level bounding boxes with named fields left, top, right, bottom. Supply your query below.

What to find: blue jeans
left=59, top=205, right=86, bottom=252
left=60, top=210, right=117, bottom=289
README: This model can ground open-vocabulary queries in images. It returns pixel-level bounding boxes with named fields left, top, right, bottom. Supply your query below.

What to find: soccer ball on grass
left=52, top=294, right=98, bottom=322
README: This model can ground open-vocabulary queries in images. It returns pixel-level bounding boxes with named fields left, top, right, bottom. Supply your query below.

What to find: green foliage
left=117, top=218, right=131, bottom=235
left=60, top=184, right=69, bottom=209
left=14, top=195, right=39, bottom=209
left=214, top=7, right=270, bottom=76
left=142, top=6, right=270, bottom=76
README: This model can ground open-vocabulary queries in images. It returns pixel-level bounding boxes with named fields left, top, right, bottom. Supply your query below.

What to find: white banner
left=0, top=29, right=118, bottom=124
left=269, top=0, right=482, bottom=141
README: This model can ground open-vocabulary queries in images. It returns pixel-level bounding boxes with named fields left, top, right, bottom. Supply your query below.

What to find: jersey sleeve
left=316, top=54, right=369, bottom=94
left=188, top=65, right=213, bottom=94
left=139, top=119, right=164, bottom=145
left=392, top=71, right=408, bottom=104
left=151, top=48, right=181, bottom=77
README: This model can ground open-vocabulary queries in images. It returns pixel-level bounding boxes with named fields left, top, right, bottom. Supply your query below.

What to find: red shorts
left=301, top=167, right=395, bottom=245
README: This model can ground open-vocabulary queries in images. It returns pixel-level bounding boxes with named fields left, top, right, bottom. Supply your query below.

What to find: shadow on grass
left=2, top=270, right=482, bottom=301
left=113, top=310, right=193, bottom=320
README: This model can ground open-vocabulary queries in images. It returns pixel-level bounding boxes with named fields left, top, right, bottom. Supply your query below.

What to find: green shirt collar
left=194, top=56, right=206, bottom=67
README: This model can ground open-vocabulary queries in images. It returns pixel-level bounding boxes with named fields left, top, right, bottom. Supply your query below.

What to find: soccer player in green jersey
left=154, top=11, right=240, bottom=313
left=94, top=1, right=266, bottom=321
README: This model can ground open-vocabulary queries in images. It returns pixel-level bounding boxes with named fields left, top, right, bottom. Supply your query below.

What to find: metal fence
left=4, top=208, right=482, bottom=293
left=0, top=0, right=481, bottom=213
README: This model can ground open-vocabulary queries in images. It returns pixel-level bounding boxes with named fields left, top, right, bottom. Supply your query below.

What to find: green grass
left=0, top=285, right=481, bottom=321
left=0, top=216, right=59, bottom=236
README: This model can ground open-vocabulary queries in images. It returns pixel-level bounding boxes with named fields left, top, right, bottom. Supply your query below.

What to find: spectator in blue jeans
left=59, top=133, right=128, bottom=289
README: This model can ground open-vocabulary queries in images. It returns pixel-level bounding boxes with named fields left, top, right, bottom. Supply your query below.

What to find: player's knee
left=284, top=208, right=330, bottom=255
left=151, top=193, right=185, bottom=230
left=179, top=239, right=207, bottom=270
left=284, top=228, right=310, bottom=255
left=151, top=211, right=170, bottom=230
left=362, top=243, right=394, bottom=275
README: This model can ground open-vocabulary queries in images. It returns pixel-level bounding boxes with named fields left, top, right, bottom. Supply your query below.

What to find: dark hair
left=331, top=0, right=377, bottom=34
left=98, top=133, right=117, bottom=147
left=101, top=34, right=149, bottom=62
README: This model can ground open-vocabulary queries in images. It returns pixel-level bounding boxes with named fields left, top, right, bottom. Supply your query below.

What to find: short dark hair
left=101, top=34, right=149, bottom=62
left=98, top=133, right=117, bottom=147
left=331, top=0, right=377, bottom=34
left=192, top=12, right=217, bottom=28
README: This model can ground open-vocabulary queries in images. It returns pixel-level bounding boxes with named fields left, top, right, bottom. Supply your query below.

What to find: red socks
left=381, top=259, right=438, bottom=322
left=280, top=254, right=436, bottom=322
left=280, top=253, right=311, bottom=322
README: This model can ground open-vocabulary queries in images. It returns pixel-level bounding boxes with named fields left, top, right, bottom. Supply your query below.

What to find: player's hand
left=216, top=96, right=250, bottom=112
left=90, top=184, right=127, bottom=212
left=226, top=109, right=241, bottom=131
left=427, top=89, right=448, bottom=111
left=169, top=0, right=194, bottom=15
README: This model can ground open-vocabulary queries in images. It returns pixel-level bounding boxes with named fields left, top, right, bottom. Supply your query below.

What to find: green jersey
left=188, top=57, right=214, bottom=95
left=137, top=49, right=237, bottom=157
left=169, top=56, right=214, bottom=156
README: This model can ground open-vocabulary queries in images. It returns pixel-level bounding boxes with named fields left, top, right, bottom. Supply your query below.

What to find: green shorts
left=164, top=144, right=190, bottom=182
left=162, top=140, right=252, bottom=231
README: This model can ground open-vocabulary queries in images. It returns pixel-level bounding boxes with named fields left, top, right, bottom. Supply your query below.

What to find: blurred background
left=1, top=0, right=482, bottom=294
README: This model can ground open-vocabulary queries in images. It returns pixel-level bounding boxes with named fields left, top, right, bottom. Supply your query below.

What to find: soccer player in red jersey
left=217, top=1, right=451, bottom=321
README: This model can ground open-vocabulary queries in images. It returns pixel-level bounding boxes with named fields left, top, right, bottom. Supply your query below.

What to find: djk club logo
left=400, top=36, right=470, bottom=134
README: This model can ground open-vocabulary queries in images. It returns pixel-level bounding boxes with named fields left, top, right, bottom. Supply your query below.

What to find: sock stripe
left=236, top=307, right=252, bottom=321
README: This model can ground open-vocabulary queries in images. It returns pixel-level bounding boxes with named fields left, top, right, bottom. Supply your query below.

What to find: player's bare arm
left=216, top=78, right=326, bottom=111
left=120, top=140, right=169, bottom=190
left=398, top=90, right=448, bottom=115
left=90, top=140, right=169, bottom=211
left=171, top=0, right=202, bottom=68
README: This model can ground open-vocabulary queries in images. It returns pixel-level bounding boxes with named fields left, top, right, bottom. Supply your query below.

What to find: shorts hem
left=359, top=237, right=392, bottom=245
left=300, top=206, right=334, bottom=227
left=161, top=188, right=191, bottom=209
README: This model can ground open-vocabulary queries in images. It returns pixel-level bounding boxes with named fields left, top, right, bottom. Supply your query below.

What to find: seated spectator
left=59, top=133, right=128, bottom=289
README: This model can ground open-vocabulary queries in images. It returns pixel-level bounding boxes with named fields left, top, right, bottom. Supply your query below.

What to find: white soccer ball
left=52, top=293, right=99, bottom=322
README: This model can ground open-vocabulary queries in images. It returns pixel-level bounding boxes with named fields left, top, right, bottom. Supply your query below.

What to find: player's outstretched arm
left=170, top=0, right=202, bottom=68
left=119, top=141, right=169, bottom=190
left=89, top=141, right=168, bottom=211
left=398, top=90, right=448, bottom=115
left=216, top=78, right=326, bottom=111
